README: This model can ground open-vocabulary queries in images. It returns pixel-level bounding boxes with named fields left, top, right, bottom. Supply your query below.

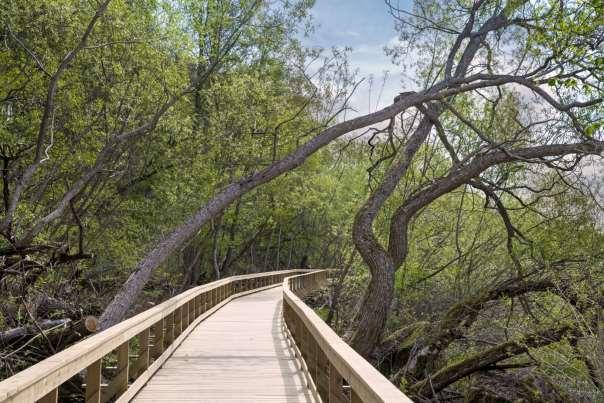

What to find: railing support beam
left=85, top=359, right=102, bottom=403
left=37, top=388, right=58, bottom=403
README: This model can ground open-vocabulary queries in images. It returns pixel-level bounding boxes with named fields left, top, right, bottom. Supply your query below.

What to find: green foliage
left=0, top=0, right=354, bottom=378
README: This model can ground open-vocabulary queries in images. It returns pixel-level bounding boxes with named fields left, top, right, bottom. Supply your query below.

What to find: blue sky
left=303, top=0, right=413, bottom=115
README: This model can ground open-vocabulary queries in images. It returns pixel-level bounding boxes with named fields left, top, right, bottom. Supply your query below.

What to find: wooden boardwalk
left=133, top=286, right=314, bottom=402
left=0, top=270, right=410, bottom=402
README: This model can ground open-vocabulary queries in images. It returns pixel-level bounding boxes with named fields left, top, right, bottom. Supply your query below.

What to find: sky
left=302, top=1, right=604, bottom=205
left=303, top=0, right=413, bottom=115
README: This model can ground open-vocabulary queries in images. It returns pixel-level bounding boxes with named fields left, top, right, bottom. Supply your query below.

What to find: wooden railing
left=0, top=270, right=307, bottom=403
left=283, top=270, right=413, bottom=403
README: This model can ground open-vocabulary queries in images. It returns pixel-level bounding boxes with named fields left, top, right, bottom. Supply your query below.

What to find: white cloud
left=386, top=35, right=403, bottom=47
left=343, top=38, right=418, bottom=116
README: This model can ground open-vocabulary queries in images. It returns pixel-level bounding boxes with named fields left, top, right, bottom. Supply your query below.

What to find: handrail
left=283, top=270, right=413, bottom=403
left=0, top=269, right=308, bottom=403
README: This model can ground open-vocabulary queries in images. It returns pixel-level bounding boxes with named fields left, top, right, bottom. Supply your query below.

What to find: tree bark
left=348, top=250, right=397, bottom=357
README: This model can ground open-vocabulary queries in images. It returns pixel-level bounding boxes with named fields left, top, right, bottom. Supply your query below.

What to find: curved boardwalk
left=133, top=286, right=314, bottom=402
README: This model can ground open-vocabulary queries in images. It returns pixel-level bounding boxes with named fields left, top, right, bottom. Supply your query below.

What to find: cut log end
left=84, top=316, right=100, bottom=333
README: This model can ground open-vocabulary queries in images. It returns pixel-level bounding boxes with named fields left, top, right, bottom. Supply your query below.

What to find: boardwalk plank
left=133, top=287, right=314, bottom=403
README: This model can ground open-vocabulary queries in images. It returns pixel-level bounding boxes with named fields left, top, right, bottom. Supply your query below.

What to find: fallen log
left=0, top=319, right=71, bottom=345
left=0, top=315, right=98, bottom=346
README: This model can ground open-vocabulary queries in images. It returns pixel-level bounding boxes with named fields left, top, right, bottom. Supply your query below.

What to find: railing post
left=37, top=388, right=58, bottom=403
left=316, top=345, right=329, bottom=401
left=115, top=341, right=129, bottom=399
left=196, top=294, right=202, bottom=316
left=174, top=307, right=182, bottom=337
left=190, top=299, right=195, bottom=321
left=184, top=302, right=190, bottom=328
left=133, top=328, right=150, bottom=378
left=307, top=327, right=318, bottom=385
left=300, top=323, right=308, bottom=363
left=165, top=312, right=174, bottom=346
left=329, top=363, right=349, bottom=403
left=85, top=359, right=102, bottom=403
left=151, top=319, right=164, bottom=360
left=201, top=291, right=207, bottom=312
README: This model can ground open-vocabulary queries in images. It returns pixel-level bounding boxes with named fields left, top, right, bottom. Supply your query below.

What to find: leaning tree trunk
left=348, top=242, right=397, bottom=357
